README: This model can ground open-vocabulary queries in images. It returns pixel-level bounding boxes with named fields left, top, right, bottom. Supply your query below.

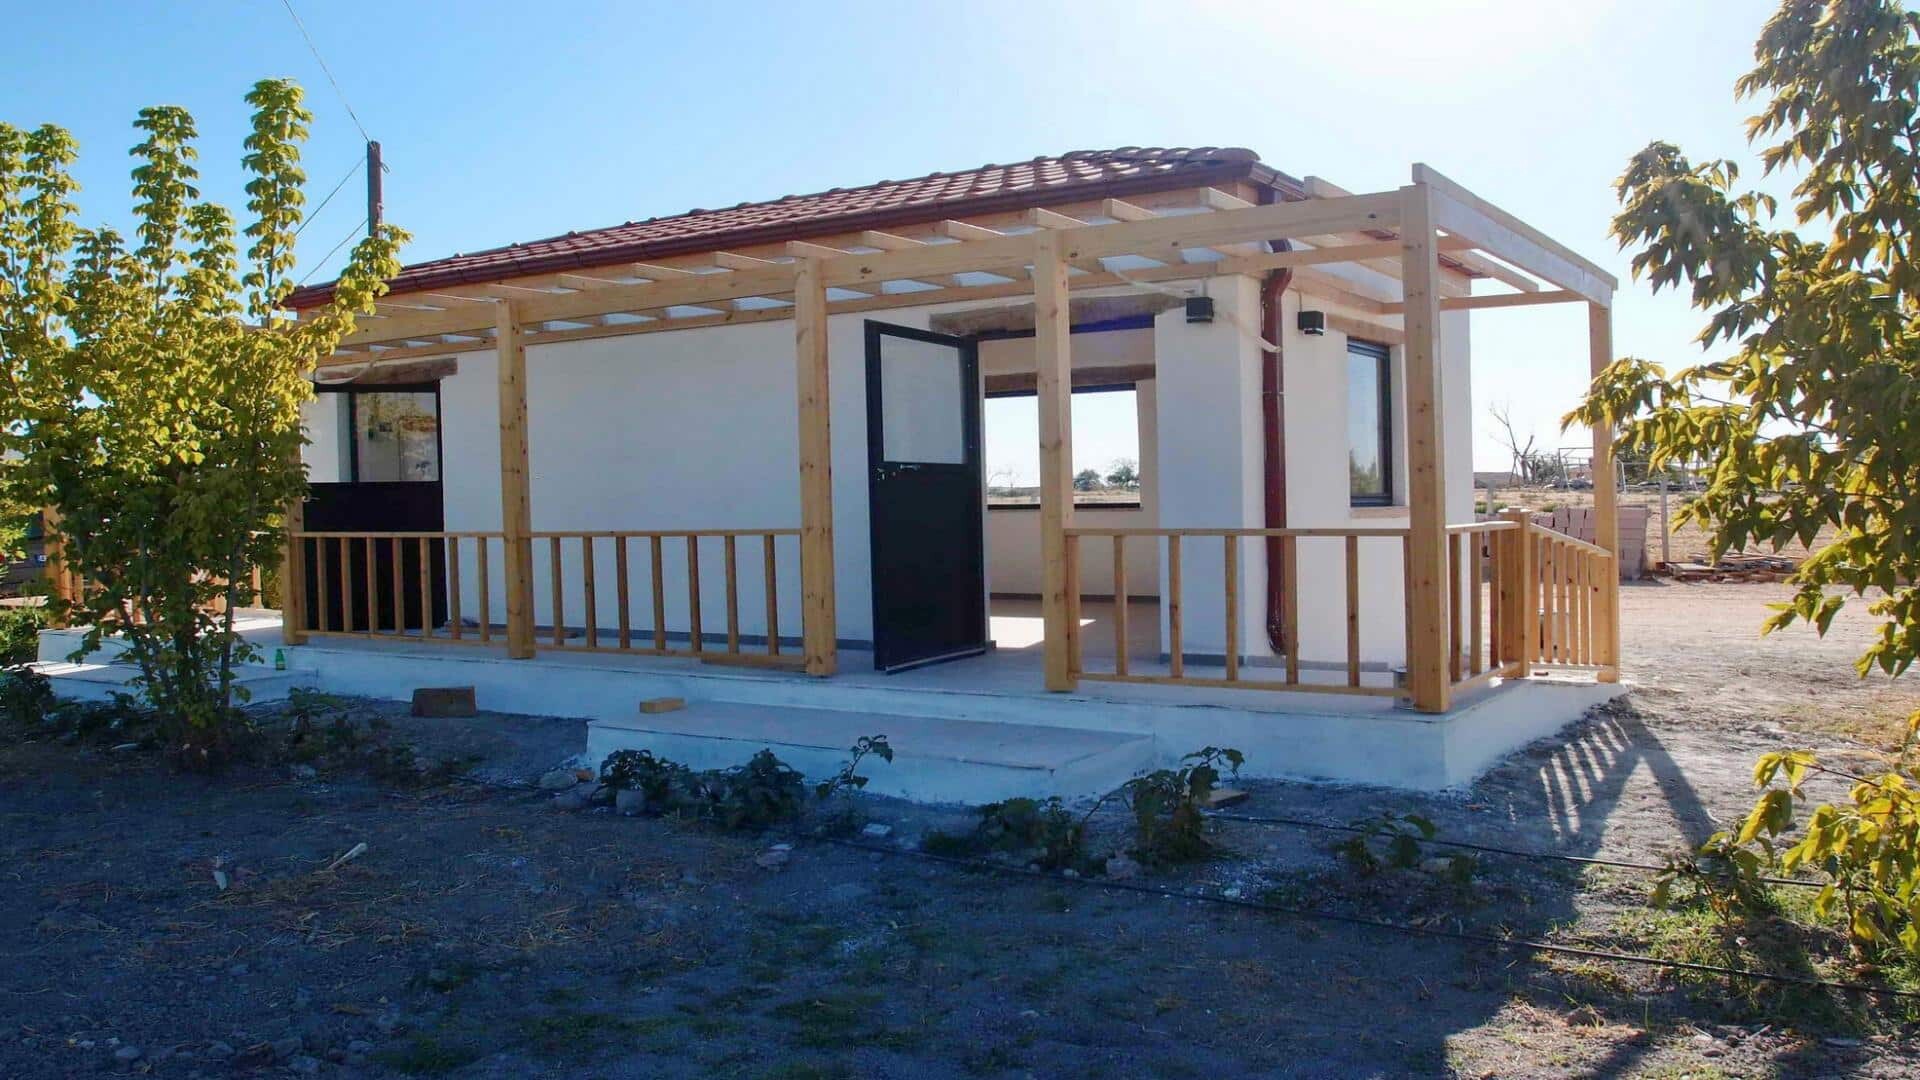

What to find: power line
left=298, top=218, right=368, bottom=287
left=291, top=155, right=364, bottom=241
left=278, top=0, right=372, bottom=144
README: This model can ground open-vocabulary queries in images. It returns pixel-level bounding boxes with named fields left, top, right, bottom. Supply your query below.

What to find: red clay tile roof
left=289, top=146, right=1301, bottom=307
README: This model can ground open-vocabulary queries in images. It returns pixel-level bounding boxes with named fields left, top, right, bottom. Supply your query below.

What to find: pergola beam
left=1414, top=163, right=1616, bottom=304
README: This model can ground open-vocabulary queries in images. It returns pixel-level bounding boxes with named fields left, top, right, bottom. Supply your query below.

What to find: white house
left=96, top=147, right=1630, bottom=798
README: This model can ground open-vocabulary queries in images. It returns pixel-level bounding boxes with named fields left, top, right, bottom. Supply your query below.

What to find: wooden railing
left=1063, top=526, right=1410, bottom=697
left=1508, top=514, right=1616, bottom=674
left=290, top=531, right=506, bottom=645
left=528, top=529, right=802, bottom=668
left=1445, top=519, right=1521, bottom=693
left=287, top=528, right=802, bottom=667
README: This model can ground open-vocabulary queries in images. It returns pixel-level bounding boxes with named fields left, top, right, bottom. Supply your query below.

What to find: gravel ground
left=0, top=581, right=1915, bottom=1078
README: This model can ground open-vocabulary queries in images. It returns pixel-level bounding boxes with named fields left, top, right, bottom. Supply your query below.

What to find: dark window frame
left=313, top=381, right=445, bottom=485
left=983, top=382, right=1144, bottom=511
left=1347, top=339, right=1394, bottom=507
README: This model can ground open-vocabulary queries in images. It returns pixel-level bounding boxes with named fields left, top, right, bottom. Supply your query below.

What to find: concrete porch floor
left=33, top=605, right=1626, bottom=800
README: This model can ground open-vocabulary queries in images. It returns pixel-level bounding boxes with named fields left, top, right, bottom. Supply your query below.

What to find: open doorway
left=978, top=325, right=1161, bottom=668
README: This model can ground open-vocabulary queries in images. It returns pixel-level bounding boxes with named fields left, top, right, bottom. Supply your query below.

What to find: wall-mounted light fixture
left=1185, top=296, right=1215, bottom=323
left=1297, top=309, right=1327, bottom=336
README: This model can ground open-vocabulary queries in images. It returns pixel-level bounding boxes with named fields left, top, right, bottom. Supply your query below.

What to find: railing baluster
left=364, top=538, right=377, bottom=636
left=478, top=538, right=492, bottom=643
left=724, top=533, right=740, bottom=654
left=582, top=536, right=598, bottom=649
left=390, top=538, right=404, bottom=634
left=1111, top=534, right=1128, bottom=677
left=1167, top=534, right=1183, bottom=679
left=1282, top=534, right=1300, bottom=685
left=315, top=539, right=332, bottom=633
left=549, top=535, right=565, bottom=647
left=686, top=535, right=703, bottom=653
left=449, top=537, right=463, bottom=640
left=763, top=534, right=780, bottom=657
left=1345, top=534, right=1361, bottom=687
left=1065, top=533, right=1083, bottom=676
left=616, top=536, right=631, bottom=650
left=650, top=535, right=667, bottom=652
left=1470, top=531, right=1485, bottom=675
left=418, top=537, right=433, bottom=639
left=1448, top=532, right=1464, bottom=683
left=1223, top=534, right=1239, bottom=682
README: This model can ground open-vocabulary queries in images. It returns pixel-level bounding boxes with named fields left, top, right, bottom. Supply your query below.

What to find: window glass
left=878, top=334, right=966, bottom=464
left=352, top=391, right=440, bottom=482
left=985, top=387, right=1141, bottom=507
left=1347, top=342, right=1391, bottom=504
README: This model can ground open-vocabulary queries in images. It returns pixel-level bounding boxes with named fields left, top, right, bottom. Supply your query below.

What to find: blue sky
left=2, top=0, right=1788, bottom=471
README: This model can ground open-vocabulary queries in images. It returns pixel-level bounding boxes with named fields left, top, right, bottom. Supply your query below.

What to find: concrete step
left=586, top=701, right=1158, bottom=805
left=32, top=660, right=297, bottom=706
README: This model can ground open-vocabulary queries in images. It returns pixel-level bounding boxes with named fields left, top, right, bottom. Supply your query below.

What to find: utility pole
left=366, top=140, right=383, bottom=235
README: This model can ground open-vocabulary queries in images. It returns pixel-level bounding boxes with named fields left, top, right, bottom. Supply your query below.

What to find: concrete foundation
left=33, top=615, right=1625, bottom=802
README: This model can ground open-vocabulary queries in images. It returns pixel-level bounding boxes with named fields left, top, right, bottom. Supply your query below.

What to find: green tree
left=1104, top=458, right=1139, bottom=491
left=0, top=80, right=404, bottom=765
left=1569, top=0, right=1920, bottom=959
left=1073, top=468, right=1102, bottom=492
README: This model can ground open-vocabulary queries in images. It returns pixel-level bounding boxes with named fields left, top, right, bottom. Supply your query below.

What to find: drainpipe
left=1258, top=190, right=1294, bottom=655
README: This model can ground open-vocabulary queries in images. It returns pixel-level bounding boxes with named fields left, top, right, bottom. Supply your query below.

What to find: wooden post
left=1400, top=183, right=1452, bottom=713
left=42, top=506, right=72, bottom=629
left=495, top=300, right=537, bottom=658
left=280, top=497, right=308, bottom=644
left=1588, top=301, right=1622, bottom=683
left=1034, top=230, right=1077, bottom=692
left=793, top=259, right=838, bottom=676
left=1503, top=508, right=1534, bottom=672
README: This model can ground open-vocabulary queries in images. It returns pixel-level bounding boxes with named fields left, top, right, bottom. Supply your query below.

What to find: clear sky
left=2, top=0, right=1790, bottom=471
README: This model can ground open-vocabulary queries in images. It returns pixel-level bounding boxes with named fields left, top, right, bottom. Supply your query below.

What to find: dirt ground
left=1, top=582, right=1917, bottom=1079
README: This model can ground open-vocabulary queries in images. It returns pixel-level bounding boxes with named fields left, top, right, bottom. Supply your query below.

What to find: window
left=984, top=386, right=1141, bottom=508
left=324, top=387, right=442, bottom=483
left=1347, top=340, right=1392, bottom=506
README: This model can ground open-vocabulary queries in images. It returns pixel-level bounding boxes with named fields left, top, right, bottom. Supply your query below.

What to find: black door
left=301, top=383, right=448, bottom=633
left=864, top=321, right=988, bottom=672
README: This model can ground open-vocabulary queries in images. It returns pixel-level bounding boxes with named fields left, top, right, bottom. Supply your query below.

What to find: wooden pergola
left=290, top=164, right=1620, bottom=713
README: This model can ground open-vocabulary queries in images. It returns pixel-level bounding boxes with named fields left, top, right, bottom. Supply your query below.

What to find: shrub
left=600, top=748, right=694, bottom=814
left=596, top=746, right=808, bottom=831
left=1122, top=746, right=1243, bottom=865
left=0, top=606, right=46, bottom=666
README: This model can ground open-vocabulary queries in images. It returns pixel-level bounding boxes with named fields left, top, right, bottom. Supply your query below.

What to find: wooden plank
left=1380, top=289, right=1582, bottom=314
left=1034, top=231, right=1077, bottom=692
left=615, top=537, right=631, bottom=650
left=1282, top=535, right=1301, bottom=684
left=650, top=535, right=667, bottom=652
left=1588, top=301, right=1622, bottom=681
left=793, top=259, right=838, bottom=676
left=937, top=219, right=1005, bottom=242
left=1065, top=534, right=1083, bottom=676
left=1469, top=530, right=1484, bottom=674
left=418, top=537, right=433, bottom=640
left=448, top=536, right=463, bottom=640
left=1224, top=535, right=1240, bottom=682
left=1345, top=534, right=1361, bottom=687
left=581, top=536, right=598, bottom=649
left=724, top=533, right=740, bottom=654
left=364, top=537, right=377, bottom=636
left=1167, top=534, right=1184, bottom=679
left=495, top=301, right=537, bottom=658
left=478, top=539, right=492, bottom=642
left=280, top=498, right=308, bottom=644
left=1399, top=184, right=1452, bottom=713
left=1101, top=197, right=1155, bottom=222
left=1080, top=671, right=1400, bottom=698
left=686, top=535, right=703, bottom=653
left=316, top=536, right=332, bottom=633
left=549, top=535, right=565, bottom=647
left=763, top=533, right=780, bottom=657
left=1449, top=533, right=1464, bottom=683
left=1112, top=534, right=1128, bottom=678
left=1417, top=164, right=1615, bottom=304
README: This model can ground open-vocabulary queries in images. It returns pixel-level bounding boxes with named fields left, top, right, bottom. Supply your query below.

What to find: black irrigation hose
left=826, top=838, right=1920, bottom=1001
left=1201, top=809, right=1826, bottom=891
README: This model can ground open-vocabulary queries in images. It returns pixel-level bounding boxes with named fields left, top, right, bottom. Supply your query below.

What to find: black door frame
left=302, top=381, right=449, bottom=632
left=863, top=320, right=989, bottom=673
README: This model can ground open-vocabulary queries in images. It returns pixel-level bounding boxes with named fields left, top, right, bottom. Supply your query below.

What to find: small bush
left=1122, top=746, right=1243, bottom=865
left=0, top=606, right=47, bottom=666
left=596, top=746, right=808, bottom=831
left=816, top=734, right=893, bottom=800
left=0, top=665, right=55, bottom=727
left=1333, top=811, right=1474, bottom=883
